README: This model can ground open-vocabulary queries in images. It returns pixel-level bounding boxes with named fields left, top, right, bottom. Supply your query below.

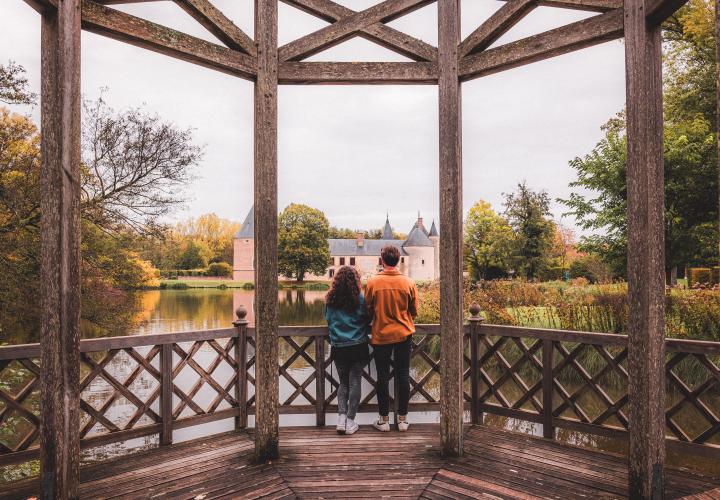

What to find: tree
left=0, top=61, right=36, bottom=105
left=278, top=203, right=330, bottom=282
left=561, top=0, right=719, bottom=279
left=463, top=200, right=514, bottom=281
left=503, top=182, right=555, bottom=280
left=176, top=239, right=212, bottom=269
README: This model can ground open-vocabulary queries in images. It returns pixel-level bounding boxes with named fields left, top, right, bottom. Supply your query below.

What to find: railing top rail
left=0, top=322, right=718, bottom=360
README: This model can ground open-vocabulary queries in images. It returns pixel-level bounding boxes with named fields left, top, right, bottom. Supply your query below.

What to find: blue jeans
left=333, top=343, right=368, bottom=420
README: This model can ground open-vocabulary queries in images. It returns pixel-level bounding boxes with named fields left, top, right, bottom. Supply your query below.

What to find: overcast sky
left=1, top=0, right=626, bottom=235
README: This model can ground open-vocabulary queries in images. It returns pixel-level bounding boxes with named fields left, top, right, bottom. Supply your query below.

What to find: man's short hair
left=381, top=245, right=400, bottom=267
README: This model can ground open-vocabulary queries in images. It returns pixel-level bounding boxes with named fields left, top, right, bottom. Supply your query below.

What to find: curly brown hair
left=325, top=266, right=362, bottom=312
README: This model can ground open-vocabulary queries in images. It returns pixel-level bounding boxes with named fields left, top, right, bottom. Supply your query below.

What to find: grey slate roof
left=235, top=206, right=254, bottom=238
left=329, top=239, right=408, bottom=256
left=403, top=225, right=434, bottom=247
left=429, top=220, right=438, bottom=237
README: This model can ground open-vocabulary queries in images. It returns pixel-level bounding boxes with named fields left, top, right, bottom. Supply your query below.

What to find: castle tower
left=403, top=216, right=435, bottom=281
left=429, top=220, right=439, bottom=280
left=233, top=206, right=255, bottom=281
left=382, top=214, right=393, bottom=239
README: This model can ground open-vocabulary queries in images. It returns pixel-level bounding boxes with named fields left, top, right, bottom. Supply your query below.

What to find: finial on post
left=468, top=302, right=483, bottom=322
left=233, top=305, right=249, bottom=326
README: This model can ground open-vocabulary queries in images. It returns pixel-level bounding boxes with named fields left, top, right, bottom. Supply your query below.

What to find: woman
left=325, top=265, right=370, bottom=435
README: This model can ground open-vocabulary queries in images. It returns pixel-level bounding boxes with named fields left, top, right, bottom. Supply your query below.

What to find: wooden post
left=717, top=0, right=720, bottom=265
left=624, top=0, right=666, bottom=496
left=233, top=306, right=249, bottom=430
left=254, top=0, right=280, bottom=462
left=160, top=343, right=173, bottom=445
left=468, top=303, right=482, bottom=426
left=39, top=0, right=82, bottom=497
left=542, top=339, right=554, bottom=439
left=315, top=336, right=326, bottom=427
left=438, top=0, right=464, bottom=458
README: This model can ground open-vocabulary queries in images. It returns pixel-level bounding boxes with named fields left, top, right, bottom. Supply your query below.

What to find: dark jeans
left=373, top=335, right=412, bottom=417
left=333, top=343, right=368, bottom=420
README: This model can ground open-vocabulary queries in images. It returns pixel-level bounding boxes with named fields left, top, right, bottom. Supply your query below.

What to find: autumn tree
left=0, top=61, right=36, bottom=105
left=278, top=203, right=330, bottom=282
left=463, top=200, right=514, bottom=281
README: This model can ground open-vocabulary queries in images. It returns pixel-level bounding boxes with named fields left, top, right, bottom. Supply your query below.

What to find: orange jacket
left=365, top=269, right=418, bottom=345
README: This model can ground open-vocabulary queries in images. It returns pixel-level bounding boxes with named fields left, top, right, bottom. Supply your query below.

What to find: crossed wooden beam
left=22, top=0, right=687, bottom=83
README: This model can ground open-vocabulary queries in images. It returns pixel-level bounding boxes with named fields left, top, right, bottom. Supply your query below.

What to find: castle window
left=378, top=258, right=382, bottom=265
left=329, top=269, right=334, bottom=278
left=401, top=257, right=404, bottom=263
left=422, top=259, right=425, bottom=265
left=350, top=257, right=356, bottom=266
left=340, top=257, right=345, bottom=265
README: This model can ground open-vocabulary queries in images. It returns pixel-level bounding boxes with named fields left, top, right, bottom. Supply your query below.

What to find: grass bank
left=158, top=279, right=329, bottom=290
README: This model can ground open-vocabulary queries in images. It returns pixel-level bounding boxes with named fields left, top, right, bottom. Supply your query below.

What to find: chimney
left=356, top=232, right=364, bottom=247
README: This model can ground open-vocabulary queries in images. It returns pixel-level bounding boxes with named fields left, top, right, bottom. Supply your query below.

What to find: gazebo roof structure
left=15, top=0, right=692, bottom=498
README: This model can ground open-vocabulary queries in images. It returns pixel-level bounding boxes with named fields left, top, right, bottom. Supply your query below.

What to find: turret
left=403, top=218, right=435, bottom=281
left=382, top=214, right=393, bottom=239
left=429, top=220, right=439, bottom=280
left=233, top=206, right=255, bottom=281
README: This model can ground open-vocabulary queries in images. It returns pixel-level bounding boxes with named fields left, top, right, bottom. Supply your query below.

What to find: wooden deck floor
left=3, top=425, right=720, bottom=499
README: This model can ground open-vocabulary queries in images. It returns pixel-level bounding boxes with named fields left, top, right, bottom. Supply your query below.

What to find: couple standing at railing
left=325, top=245, right=418, bottom=435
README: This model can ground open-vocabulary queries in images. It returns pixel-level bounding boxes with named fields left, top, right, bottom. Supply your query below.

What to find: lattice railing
left=2, top=320, right=719, bottom=465
left=471, top=322, right=720, bottom=458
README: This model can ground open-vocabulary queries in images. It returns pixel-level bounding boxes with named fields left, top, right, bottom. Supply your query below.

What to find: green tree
left=176, top=239, right=211, bottom=269
left=503, top=182, right=555, bottom=280
left=278, top=203, right=330, bottom=282
left=0, top=61, right=36, bottom=105
left=463, top=200, right=514, bottom=281
left=561, top=0, right=718, bottom=279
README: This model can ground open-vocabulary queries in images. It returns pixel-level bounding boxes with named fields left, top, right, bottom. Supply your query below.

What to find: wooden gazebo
left=14, top=0, right=693, bottom=497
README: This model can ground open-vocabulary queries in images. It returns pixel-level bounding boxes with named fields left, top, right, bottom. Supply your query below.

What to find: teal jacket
left=325, top=294, right=370, bottom=347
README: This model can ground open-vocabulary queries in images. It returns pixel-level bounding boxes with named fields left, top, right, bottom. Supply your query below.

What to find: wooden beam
left=646, top=0, right=690, bottom=26
left=278, top=61, right=437, bottom=84
left=459, top=8, right=623, bottom=81
left=438, top=0, right=463, bottom=458
left=81, top=0, right=256, bottom=80
left=537, top=0, right=622, bottom=11
left=254, top=0, right=280, bottom=462
left=624, top=0, right=666, bottom=496
left=174, top=0, right=256, bottom=56
left=39, top=0, right=82, bottom=497
left=459, top=0, right=537, bottom=58
left=279, top=0, right=436, bottom=61
left=280, top=0, right=437, bottom=61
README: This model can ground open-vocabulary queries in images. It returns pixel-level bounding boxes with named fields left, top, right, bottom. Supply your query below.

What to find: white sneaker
left=336, top=414, right=347, bottom=434
left=372, top=416, right=390, bottom=432
left=345, top=418, right=359, bottom=435
left=398, top=419, right=410, bottom=432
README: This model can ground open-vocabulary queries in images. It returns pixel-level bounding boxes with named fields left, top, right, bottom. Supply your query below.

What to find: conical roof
left=382, top=216, right=393, bottom=239
left=429, top=220, right=438, bottom=237
left=403, top=225, right=434, bottom=247
left=235, top=206, right=254, bottom=238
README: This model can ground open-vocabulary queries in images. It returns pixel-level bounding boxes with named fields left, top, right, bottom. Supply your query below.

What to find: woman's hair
left=325, top=266, right=361, bottom=312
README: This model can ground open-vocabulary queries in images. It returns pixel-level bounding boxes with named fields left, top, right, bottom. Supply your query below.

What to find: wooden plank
left=438, top=0, right=463, bottom=458
left=278, top=61, right=437, bottom=84
left=459, top=8, right=624, bottom=81
left=624, top=0, right=666, bottom=495
left=280, top=0, right=437, bottom=61
left=542, top=339, right=554, bottom=439
left=537, top=0, right=622, bottom=10
left=81, top=0, right=256, bottom=80
left=39, top=1, right=82, bottom=497
left=254, top=0, right=280, bottom=462
left=315, top=336, right=326, bottom=426
left=459, top=0, right=537, bottom=58
left=174, top=0, right=256, bottom=55
left=278, top=0, right=436, bottom=61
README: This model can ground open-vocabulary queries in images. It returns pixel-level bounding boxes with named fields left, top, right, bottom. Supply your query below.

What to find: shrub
left=206, top=262, right=232, bottom=277
left=569, top=255, right=611, bottom=283
left=688, top=267, right=712, bottom=287
left=242, top=282, right=255, bottom=290
left=538, top=266, right=566, bottom=282
left=306, top=282, right=329, bottom=290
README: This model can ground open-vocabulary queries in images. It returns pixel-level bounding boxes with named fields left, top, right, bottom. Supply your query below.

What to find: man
left=365, top=245, right=418, bottom=432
